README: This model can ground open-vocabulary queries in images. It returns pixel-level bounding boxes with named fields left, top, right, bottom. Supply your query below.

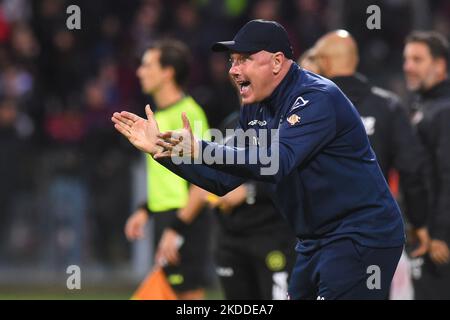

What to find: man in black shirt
left=403, top=31, right=450, bottom=299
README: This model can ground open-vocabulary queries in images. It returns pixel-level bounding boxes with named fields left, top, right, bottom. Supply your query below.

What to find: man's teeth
left=240, top=83, right=250, bottom=94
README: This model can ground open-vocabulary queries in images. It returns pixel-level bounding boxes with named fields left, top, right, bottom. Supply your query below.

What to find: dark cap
left=211, top=19, right=294, bottom=59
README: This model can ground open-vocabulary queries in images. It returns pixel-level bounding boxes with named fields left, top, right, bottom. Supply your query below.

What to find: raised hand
left=111, top=104, right=163, bottom=155
left=154, top=112, right=199, bottom=159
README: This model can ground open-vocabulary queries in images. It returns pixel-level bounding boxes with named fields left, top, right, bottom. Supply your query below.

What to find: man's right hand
left=430, top=239, right=450, bottom=265
left=112, top=104, right=163, bottom=155
left=125, top=208, right=149, bottom=241
left=410, top=227, right=431, bottom=258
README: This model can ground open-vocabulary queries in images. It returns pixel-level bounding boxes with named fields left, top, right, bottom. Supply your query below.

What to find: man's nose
left=229, top=64, right=239, bottom=77
left=403, top=60, right=414, bottom=73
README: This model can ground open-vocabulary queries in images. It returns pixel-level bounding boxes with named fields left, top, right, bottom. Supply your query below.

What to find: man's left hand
left=429, top=239, right=450, bottom=265
left=155, top=228, right=184, bottom=266
left=410, top=227, right=431, bottom=258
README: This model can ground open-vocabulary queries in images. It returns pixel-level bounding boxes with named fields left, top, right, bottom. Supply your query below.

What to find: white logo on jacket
left=290, top=96, right=309, bottom=111
left=248, top=119, right=267, bottom=126
left=361, top=116, right=376, bottom=135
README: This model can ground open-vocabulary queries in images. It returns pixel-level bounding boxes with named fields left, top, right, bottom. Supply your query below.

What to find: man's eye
left=229, top=56, right=250, bottom=66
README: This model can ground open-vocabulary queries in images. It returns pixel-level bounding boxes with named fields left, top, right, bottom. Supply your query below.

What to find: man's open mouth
left=238, top=81, right=251, bottom=95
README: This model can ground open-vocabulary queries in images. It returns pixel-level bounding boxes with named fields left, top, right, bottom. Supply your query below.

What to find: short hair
left=405, top=31, right=449, bottom=64
left=148, top=39, right=191, bottom=87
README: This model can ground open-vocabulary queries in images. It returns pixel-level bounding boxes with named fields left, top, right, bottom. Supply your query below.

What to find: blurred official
left=404, top=31, right=450, bottom=299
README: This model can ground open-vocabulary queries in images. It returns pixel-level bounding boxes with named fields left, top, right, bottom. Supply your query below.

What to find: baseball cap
left=211, top=19, right=294, bottom=59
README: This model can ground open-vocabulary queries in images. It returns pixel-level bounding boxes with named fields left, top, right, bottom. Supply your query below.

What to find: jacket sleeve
left=197, top=91, right=337, bottom=183
left=431, top=108, right=450, bottom=241
left=391, top=101, right=429, bottom=228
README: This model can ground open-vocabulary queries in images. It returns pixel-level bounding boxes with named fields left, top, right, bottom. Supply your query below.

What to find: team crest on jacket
left=287, top=114, right=301, bottom=125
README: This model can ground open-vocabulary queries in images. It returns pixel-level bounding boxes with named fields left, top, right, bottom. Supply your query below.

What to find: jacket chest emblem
left=287, top=114, right=301, bottom=125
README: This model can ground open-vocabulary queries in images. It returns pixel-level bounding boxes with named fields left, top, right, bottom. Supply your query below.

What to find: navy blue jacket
left=159, top=63, right=405, bottom=252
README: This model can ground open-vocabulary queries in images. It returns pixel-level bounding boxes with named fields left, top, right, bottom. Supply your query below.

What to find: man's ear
left=272, top=52, right=284, bottom=74
left=163, top=66, right=176, bottom=83
left=316, top=55, right=330, bottom=78
left=434, top=57, right=448, bottom=77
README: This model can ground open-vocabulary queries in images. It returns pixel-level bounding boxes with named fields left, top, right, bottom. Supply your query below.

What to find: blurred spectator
left=49, top=29, right=85, bottom=99
left=0, top=5, right=11, bottom=43
left=44, top=104, right=86, bottom=144
left=0, top=65, right=33, bottom=99
left=0, top=98, right=34, bottom=257
left=170, top=2, right=207, bottom=87
left=82, top=78, right=132, bottom=266
left=193, top=54, right=240, bottom=129
left=249, top=0, right=301, bottom=57
left=90, top=14, right=124, bottom=71
left=10, top=23, right=41, bottom=67
left=2, top=0, right=32, bottom=24
left=291, top=0, right=328, bottom=54
left=131, top=0, right=164, bottom=58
